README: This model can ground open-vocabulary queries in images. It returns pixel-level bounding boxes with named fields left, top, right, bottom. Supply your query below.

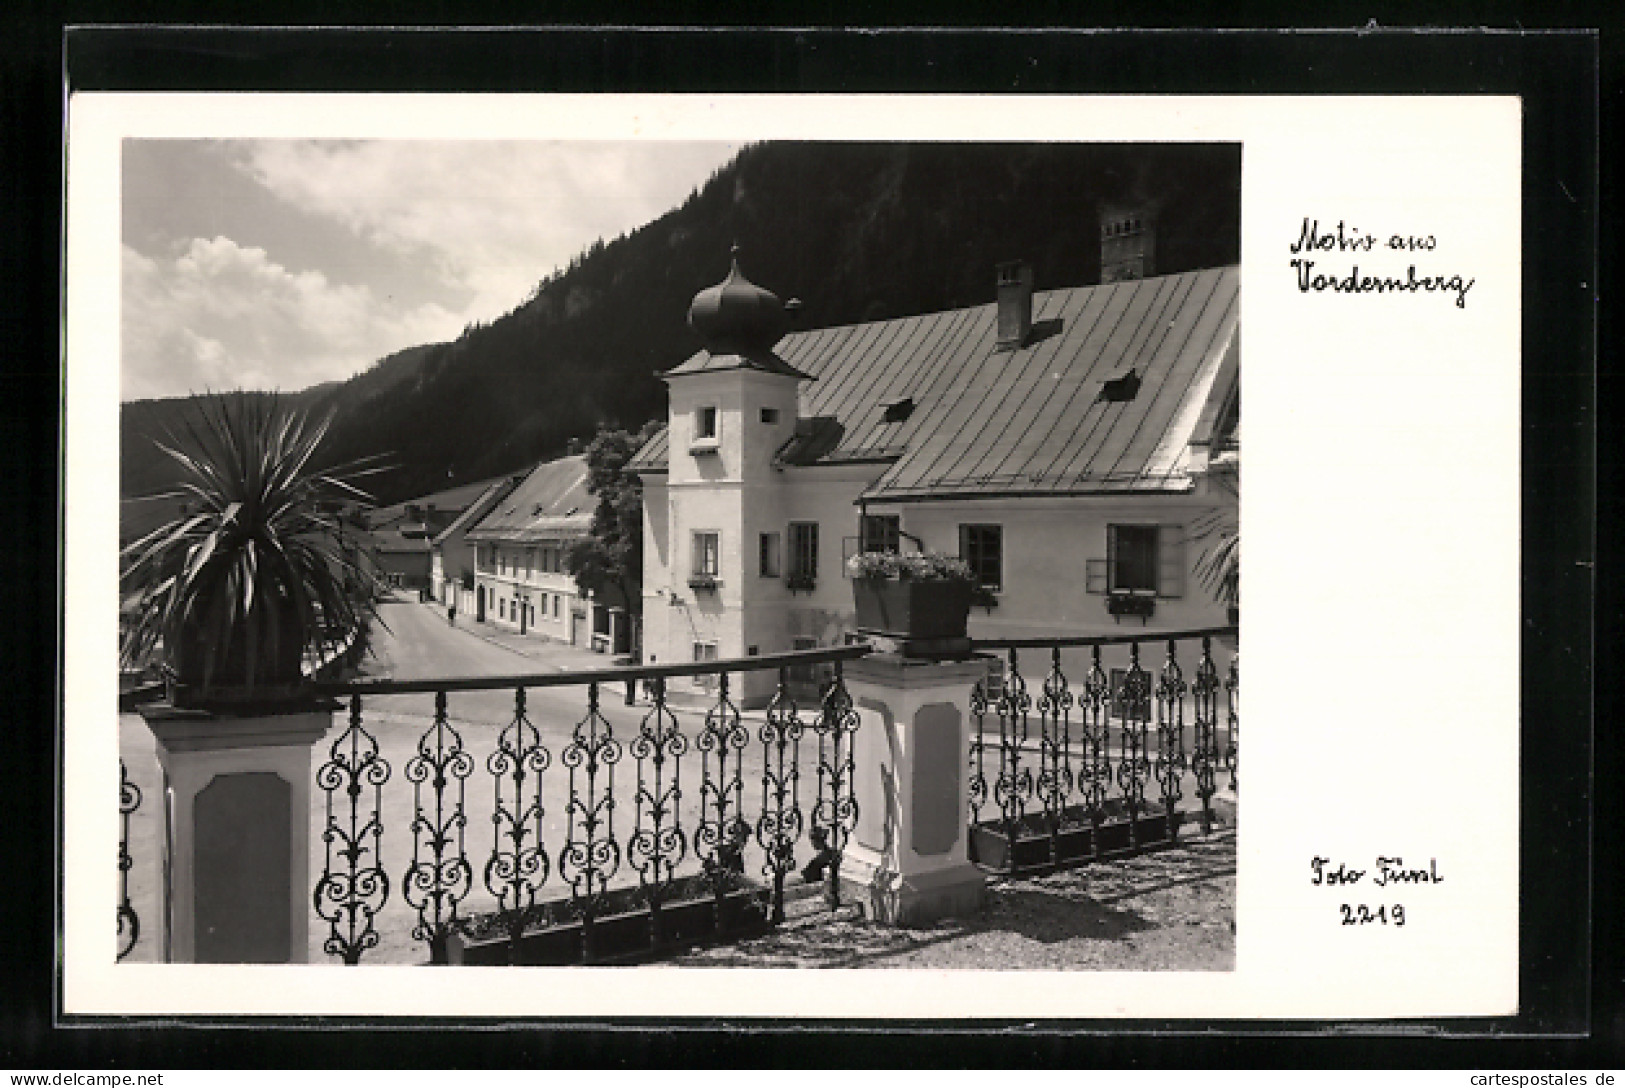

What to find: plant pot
left=167, top=597, right=308, bottom=707
left=852, top=578, right=974, bottom=641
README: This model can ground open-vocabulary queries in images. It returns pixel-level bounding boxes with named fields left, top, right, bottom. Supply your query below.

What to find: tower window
left=695, top=406, right=718, bottom=440
left=760, top=407, right=780, bottom=424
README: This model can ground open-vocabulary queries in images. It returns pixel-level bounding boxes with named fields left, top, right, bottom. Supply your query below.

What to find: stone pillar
left=139, top=699, right=336, bottom=964
left=838, top=653, right=989, bottom=926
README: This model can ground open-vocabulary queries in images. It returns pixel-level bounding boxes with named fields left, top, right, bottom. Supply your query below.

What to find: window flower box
left=1106, top=592, right=1156, bottom=621
left=847, top=552, right=977, bottom=641
left=687, top=574, right=719, bottom=591
left=785, top=572, right=817, bottom=593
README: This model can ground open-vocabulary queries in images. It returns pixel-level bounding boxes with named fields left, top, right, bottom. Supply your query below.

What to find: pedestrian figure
left=448, top=602, right=456, bottom=626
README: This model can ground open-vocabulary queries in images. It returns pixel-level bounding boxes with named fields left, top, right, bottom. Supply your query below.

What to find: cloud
left=121, top=237, right=463, bottom=401
left=232, top=140, right=737, bottom=324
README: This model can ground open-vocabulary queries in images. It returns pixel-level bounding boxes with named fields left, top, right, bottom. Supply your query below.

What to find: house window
left=860, top=514, right=900, bottom=554
left=693, top=641, right=719, bottom=662
left=692, top=531, right=720, bottom=577
left=959, top=524, right=1003, bottom=591
left=499, top=599, right=506, bottom=619
left=788, top=522, right=819, bottom=584
left=1093, top=524, right=1184, bottom=597
left=695, top=406, right=718, bottom=441
left=553, top=594, right=560, bottom=618
left=1109, top=525, right=1159, bottom=593
left=760, top=407, right=780, bottom=424
left=759, top=531, right=781, bottom=578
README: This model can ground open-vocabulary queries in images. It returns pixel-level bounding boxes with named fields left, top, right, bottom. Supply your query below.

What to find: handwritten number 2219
left=1341, top=904, right=1406, bottom=926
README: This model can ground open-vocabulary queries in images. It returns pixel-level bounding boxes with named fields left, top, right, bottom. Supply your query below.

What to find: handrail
left=313, top=642, right=873, bottom=697
left=970, top=624, right=1237, bottom=651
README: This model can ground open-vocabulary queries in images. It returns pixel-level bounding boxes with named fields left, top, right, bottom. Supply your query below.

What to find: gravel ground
left=663, top=826, right=1236, bottom=971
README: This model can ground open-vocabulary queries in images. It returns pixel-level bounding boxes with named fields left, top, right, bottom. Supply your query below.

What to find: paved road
left=366, top=596, right=549, bottom=681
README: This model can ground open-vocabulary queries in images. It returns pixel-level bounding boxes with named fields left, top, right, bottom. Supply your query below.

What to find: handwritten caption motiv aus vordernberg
left=1288, top=217, right=1476, bottom=309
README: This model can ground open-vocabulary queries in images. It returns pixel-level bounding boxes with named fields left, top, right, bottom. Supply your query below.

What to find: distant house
left=630, top=231, right=1238, bottom=707
left=364, top=477, right=506, bottom=591
left=430, top=475, right=522, bottom=612
left=463, top=454, right=625, bottom=651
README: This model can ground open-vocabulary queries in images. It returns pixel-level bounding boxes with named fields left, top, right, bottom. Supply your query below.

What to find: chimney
left=1100, top=206, right=1156, bottom=284
left=995, top=261, right=1034, bottom=349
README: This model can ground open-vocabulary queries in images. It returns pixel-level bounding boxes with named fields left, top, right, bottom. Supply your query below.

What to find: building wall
left=373, top=549, right=431, bottom=588
left=642, top=360, right=1237, bottom=706
left=644, top=463, right=1235, bottom=703
left=471, top=541, right=585, bottom=644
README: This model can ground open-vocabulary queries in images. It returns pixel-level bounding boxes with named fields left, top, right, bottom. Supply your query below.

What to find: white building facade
left=632, top=251, right=1239, bottom=707
left=464, top=454, right=629, bottom=652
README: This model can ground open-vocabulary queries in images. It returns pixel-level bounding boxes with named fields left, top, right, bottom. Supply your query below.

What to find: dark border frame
left=6, top=23, right=1603, bottom=1068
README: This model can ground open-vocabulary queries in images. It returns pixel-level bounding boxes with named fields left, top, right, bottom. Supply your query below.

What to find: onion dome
left=687, top=247, right=791, bottom=355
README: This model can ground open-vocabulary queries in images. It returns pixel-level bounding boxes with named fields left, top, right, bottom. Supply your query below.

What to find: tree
left=1190, top=462, right=1239, bottom=618
left=565, top=420, right=663, bottom=652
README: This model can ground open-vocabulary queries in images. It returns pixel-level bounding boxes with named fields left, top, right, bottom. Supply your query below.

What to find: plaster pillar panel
left=839, top=653, right=990, bottom=926
left=142, top=705, right=333, bottom=963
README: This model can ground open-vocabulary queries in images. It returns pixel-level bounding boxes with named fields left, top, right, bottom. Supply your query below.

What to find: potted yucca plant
left=846, top=551, right=977, bottom=641
left=119, top=393, right=385, bottom=708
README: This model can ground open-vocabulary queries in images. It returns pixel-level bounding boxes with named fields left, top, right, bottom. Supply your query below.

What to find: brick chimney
left=1100, top=206, right=1156, bottom=283
left=995, top=261, right=1033, bottom=349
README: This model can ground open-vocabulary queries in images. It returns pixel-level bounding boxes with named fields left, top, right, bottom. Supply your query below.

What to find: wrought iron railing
left=966, top=627, right=1237, bottom=876
left=309, top=645, right=869, bottom=965
left=117, top=759, right=141, bottom=962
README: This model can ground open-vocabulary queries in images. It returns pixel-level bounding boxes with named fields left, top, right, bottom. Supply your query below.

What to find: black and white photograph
left=113, top=138, right=1242, bottom=972
left=62, top=89, right=1527, bottom=1022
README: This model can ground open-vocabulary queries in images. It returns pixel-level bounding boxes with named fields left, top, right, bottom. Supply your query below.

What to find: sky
left=120, top=139, right=741, bottom=402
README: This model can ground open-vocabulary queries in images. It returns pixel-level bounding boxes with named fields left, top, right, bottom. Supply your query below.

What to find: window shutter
left=1105, top=526, right=1119, bottom=591
left=1158, top=524, right=1185, bottom=598
left=1086, top=558, right=1108, bottom=594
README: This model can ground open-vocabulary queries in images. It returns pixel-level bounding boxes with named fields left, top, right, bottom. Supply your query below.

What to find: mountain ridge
left=121, top=141, right=1240, bottom=506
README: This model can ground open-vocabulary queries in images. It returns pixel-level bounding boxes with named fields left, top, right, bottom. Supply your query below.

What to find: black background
left=2, top=13, right=1610, bottom=1070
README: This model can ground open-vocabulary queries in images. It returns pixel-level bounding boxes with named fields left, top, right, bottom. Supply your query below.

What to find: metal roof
left=630, top=266, right=1238, bottom=499
left=430, top=475, right=523, bottom=547
left=365, top=476, right=510, bottom=530
left=465, top=454, right=593, bottom=543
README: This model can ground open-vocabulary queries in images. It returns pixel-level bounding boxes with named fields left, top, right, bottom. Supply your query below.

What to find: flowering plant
left=845, top=550, right=976, bottom=583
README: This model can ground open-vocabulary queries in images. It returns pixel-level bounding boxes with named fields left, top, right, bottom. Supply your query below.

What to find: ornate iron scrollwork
left=117, top=759, right=140, bottom=962
left=1116, top=643, right=1152, bottom=851
left=755, top=667, right=805, bottom=922
left=696, top=672, right=750, bottom=915
left=993, top=649, right=1034, bottom=846
left=315, top=693, right=392, bottom=965
left=1154, top=639, right=1188, bottom=841
left=1035, top=646, right=1076, bottom=863
left=486, top=685, right=552, bottom=952
left=811, top=662, right=859, bottom=908
left=629, top=677, right=688, bottom=941
left=559, top=681, right=624, bottom=955
left=968, top=676, right=990, bottom=829
left=1190, top=637, right=1220, bottom=832
left=405, top=689, right=475, bottom=962
left=1080, top=645, right=1113, bottom=860
left=1225, top=654, right=1240, bottom=790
